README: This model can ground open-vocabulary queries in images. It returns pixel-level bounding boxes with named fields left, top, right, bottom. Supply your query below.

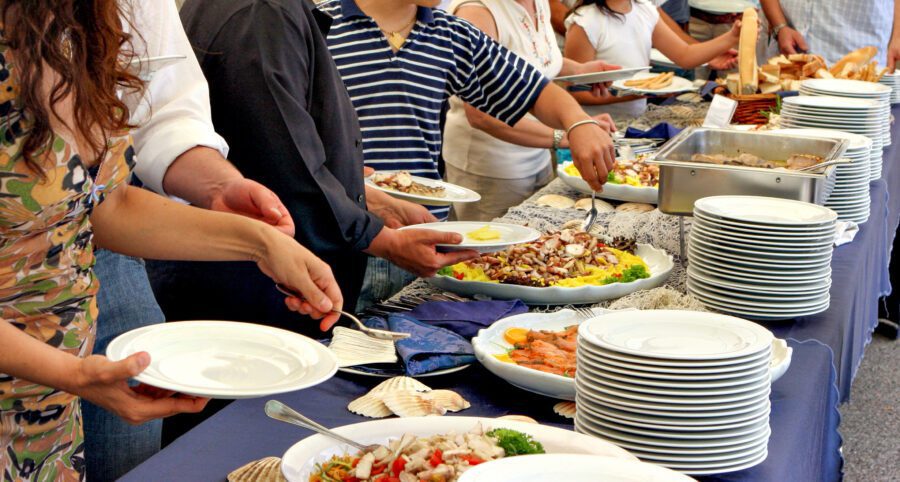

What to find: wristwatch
left=552, top=129, right=565, bottom=150
left=771, top=22, right=790, bottom=38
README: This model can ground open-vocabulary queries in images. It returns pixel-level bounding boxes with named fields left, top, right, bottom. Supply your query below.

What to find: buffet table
left=124, top=106, right=900, bottom=481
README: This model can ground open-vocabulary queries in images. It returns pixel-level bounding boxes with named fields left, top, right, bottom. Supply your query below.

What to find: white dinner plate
left=282, top=417, right=636, bottom=481
left=428, top=244, right=673, bottom=305
left=580, top=347, right=770, bottom=376
left=580, top=358, right=771, bottom=390
left=576, top=413, right=770, bottom=449
left=691, top=216, right=837, bottom=240
left=687, top=295, right=830, bottom=321
left=801, top=78, right=892, bottom=95
left=365, top=171, right=480, bottom=206
left=107, top=321, right=337, bottom=399
left=781, top=95, right=883, bottom=109
left=578, top=368, right=772, bottom=399
left=580, top=337, right=771, bottom=368
left=582, top=401, right=771, bottom=428
left=687, top=266, right=831, bottom=292
left=694, top=196, right=837, bottom=226
left=555, top=66, right=651, bottom=85
left=399, top=221, right=540, bottom=253
left=687, top=242, right=832, bottom=268
left=579, top=310, right=772, bottom=361
left=578, top=408, right=769, bottom=440
left=689, top=257, right=832, bottom=283
left=612, top=72, right=695, bottom=95
left=557, top=162, right=659, bottom=203
left=689, top=235, right=832, bottom=260
left=690, top=225, right=834, bottom=251
left=458, top=453, right=694, bottom=482
left=688, top=0, right=758, bottom=14
left=687, top=275, right=830, bottom=303
left=685, top=281, right=829, bottom=310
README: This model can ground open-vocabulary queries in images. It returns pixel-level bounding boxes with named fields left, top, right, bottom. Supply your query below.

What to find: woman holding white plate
left=444, top=0, right=618, bottom=222
left=0, top=2, right=341, bottom=478
left=564, top=0, right=741, bottom=119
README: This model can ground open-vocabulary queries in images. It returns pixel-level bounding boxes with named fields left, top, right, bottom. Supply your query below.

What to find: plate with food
left=428, top=230, right=674, bottom=305
left=284, top=416, right=637, bottom=481
left=557, top=159, right=659, bottom=204
left=555, top=66, right=651, bottom=85
left=366, top=170, right=480, bottom=206
left=399, top=222, right=541, bottom=254
left=472, top=309, right=606, bottom=400
left=612, top=72, right=695, bottom=95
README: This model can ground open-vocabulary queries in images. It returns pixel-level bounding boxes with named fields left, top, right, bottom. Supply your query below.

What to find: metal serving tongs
left=793, top=158, right=852, bottom=173
left=275, top=283, right=410, bottom=341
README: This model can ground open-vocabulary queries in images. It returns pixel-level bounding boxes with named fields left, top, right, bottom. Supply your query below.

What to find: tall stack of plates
left=687, top=196, right=837, bottom=320
left=877, top=71, right=900, bottom=104
left=780, top=93, right=885, bottom=179
left=770, top=128, right=873, bottom=223
left=575, top=310, right=773, bottom=476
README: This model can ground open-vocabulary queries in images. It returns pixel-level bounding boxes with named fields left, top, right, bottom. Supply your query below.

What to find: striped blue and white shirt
left=319, top=0, right=549, bottom=218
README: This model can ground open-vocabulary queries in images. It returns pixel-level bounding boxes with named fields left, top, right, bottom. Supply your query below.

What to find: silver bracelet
left=552, top=129, right=565, bottom=150
left=565, top=119, right=602, bottom=136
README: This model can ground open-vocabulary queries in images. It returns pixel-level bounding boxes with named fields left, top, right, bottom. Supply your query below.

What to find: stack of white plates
left=781, top=92, right=886, bottom=179
left=575, top=310, right=773, bottom=476
left=769, top=128, right=873, bottom=223
left=877, top=71, right=900, bottom=104
left=687, top=196, right=837, bottom=320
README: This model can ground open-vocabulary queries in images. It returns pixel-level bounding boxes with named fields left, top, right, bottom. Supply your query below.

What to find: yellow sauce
left=466, top=225, right=502, bottom=241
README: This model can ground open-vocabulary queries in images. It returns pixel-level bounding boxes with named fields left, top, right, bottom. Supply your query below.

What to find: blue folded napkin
left=407, top=300, right=528, bottom=339
left=365, top=314, right=476, bottom=376
left=625, top=122, right=683, bottom=141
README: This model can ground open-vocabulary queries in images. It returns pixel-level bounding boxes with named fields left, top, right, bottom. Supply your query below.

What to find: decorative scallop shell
left=536, top=194, right=576, bottom=209
left=575, top=198, right=614, bottom=212
left=227, top=456, right=285, bottom=482
left=553, top=401, right=576, bottom=419
left=496, top=415, right=538, bottom=424
left=423, top=389, right=470, bottom=412
left=347, top=393, right=394, bottom=419
left=381, top=390, right=446, bottom=417
left=370, top=376, right=431, bottom=394
left=616, top=202, right=655, bottom=214
left=561, top=219, right=583, bottom=230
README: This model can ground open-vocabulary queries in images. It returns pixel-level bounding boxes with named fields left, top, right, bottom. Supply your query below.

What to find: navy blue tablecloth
left=122, top=339, right=840, bottom=482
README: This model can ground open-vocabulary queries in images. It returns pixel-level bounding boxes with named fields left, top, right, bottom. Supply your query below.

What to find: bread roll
left=738, top=8, right=759, bottom=94
left=830, top=46, right=877, bottom=76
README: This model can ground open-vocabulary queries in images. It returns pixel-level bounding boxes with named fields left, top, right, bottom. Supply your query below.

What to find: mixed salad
left=308, top=425, right=544, bottom=482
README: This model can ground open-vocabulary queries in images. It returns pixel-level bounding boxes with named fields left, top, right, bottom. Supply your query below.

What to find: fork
left=265, top=400, right=380, bottom=452
left=275, top=283, right=410, bottom=341
left=573, top=306, right=597, bottom=320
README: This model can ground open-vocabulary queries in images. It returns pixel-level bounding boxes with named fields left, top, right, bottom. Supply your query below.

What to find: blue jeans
left=82, top=249, right=165, bottom=481
left=355, top=256, right=416, bottom=312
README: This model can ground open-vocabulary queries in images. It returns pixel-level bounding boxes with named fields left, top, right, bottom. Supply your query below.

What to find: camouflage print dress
left=0, top=40, right=134, bottom=480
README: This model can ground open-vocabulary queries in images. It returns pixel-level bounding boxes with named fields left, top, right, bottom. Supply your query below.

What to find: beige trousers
left=689, top=16, right=735, bottom=80
left=447, top=162, right=554, bottom=222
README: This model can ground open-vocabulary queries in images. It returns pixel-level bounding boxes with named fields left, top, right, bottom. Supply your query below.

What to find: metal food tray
left=649, top=127, right=849, bottom=215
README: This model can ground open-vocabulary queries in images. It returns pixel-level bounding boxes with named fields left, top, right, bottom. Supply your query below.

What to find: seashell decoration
left=370, top=376, right=431, bottom=394
left=227, top=456, right=285, bottom=482
left=574, top=198, right=615, bottom=212
left=496, top=415, right=539, bottom=424
left=553, top=401, right=576, bottom=419
left=536, top=194, right=576, bottom=209
left=616, top=202, right=655, bottom=214
left=347, top=377, right=470, bottom=419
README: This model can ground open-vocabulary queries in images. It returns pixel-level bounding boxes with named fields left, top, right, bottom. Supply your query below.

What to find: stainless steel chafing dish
left=649, top=127, right=848, bottom=215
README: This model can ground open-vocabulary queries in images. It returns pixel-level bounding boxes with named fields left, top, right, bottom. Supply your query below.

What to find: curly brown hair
left=1, top=0, right=144, bottom=176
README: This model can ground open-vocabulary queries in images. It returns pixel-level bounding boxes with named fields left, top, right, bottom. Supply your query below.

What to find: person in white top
left=444, top=0, right=617, bottom=221
left=565, top=0, right=740, bottom=119
left=82, top=1, right=296, bottom=479
left=760, top=0, right=900, bottom=70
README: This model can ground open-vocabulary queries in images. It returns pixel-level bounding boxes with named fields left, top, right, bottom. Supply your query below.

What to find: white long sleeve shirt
left=124, top=0, right=229, bottom=195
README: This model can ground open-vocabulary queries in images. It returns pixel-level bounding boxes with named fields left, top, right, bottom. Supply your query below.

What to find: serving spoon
left=275, top=283, right=410, bottom=341
left=265, top=400, right=380, bottom=453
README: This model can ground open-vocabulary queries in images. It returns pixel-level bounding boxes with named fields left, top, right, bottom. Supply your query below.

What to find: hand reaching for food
left=366, top=228, right=481, bottom=278
left=777, top=26, right=809, bottom=55
left=567, top=121, right=615, bottom=192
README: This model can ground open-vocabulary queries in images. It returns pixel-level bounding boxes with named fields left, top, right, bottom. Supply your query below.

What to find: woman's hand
left=255, top=229, right=344, bottom=330
left=708, top=49, right=739, bottom=70
left=66, top=353, right=209, bottom=425
left=591, top=113, right=617, bottom=133
left=568, top=123, right=615, bottom=191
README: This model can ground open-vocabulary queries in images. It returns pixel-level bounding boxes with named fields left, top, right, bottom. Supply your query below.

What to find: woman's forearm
left=465, top=103, right=560, bottom=148
left=90, top=185, right=274, bottom=263
left=529, top=83, right=592, bottom=130
left=0, top=320, right=81, bottom=392
left=662, top=33, right=736, bottom=69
